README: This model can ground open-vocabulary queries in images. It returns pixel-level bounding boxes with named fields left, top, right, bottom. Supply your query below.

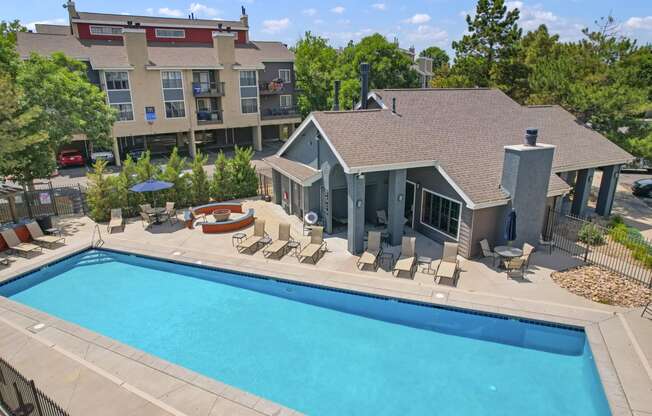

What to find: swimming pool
left=0, top=250, right=611, bottom=415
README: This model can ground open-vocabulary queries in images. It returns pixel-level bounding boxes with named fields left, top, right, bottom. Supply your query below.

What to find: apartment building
left=16, top=1, right=301, bottom=165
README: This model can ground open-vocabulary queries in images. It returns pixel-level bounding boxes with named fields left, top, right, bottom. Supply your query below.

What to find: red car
left=57, top=150, right=85, bottom=167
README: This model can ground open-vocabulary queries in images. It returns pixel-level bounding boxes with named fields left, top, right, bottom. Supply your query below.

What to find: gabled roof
left=279, top=88, right=630, bottom=207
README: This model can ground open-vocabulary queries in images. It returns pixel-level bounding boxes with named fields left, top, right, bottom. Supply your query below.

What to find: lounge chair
left=0, top=229, right=42, bottom=257
left=357, top=231, right=382, bottom=270
left=108, top=208, right=124, bottom=233
left=237, top=219, right=268, bottom=253
left=25, top=222, right=65, bottom=247
left=480, top=239, right=499, bottom=268
left=298, top=226, right=327, bottom=264
left=434, top=242, right=460, bottom=285
left=392, top=236, right=417, bottom=277
left=165, top=202, right=178, bottom=224
left=263, top=223, right=293, bottom=258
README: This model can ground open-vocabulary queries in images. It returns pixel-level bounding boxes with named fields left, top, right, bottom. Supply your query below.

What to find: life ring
left=304, top=211, right=318, bottom=225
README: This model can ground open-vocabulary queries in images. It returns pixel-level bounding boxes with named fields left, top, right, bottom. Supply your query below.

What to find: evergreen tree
left=211, top=151, right=234, bottom=202
left=230, top=146, right=258, bottom=199
left=190, top=151, right=210, bottom=205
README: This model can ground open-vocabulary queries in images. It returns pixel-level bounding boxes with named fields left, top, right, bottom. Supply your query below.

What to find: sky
left=6, top=0, right=652, bottom=53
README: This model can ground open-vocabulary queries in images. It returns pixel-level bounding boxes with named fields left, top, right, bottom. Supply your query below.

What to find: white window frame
left=110, top=103, right=134, bottom=122
left=90, top=25, right=123, bottom=36
left=279, top=94, right=292, bottom=108
left=419, top=188, right=462, bottom=240
left=155, top=28, right=185, bottom=39
left=104, top=71, right=130, bottom=91
left=101, top=71, right=134, bottom=123
left=160, top=70, right=187, bottom=119
left=278, top=69, right=291, bottom=83
left=239, top=70, right=259, bottom=115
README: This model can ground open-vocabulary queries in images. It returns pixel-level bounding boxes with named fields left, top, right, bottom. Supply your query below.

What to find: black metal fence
left=258, top=173, right=272, bottom=198
left=545, top=208, right=652, bottom=287
left=0, top=182, right=86, bottom=224
left=0, top=357, right=69, bottom=416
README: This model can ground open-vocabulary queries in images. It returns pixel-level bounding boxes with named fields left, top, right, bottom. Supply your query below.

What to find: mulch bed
left=551, top=265, right=652, bottom=307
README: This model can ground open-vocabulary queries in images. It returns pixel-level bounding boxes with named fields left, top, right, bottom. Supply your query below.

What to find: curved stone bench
left=185, top=202, right=255, bottom=234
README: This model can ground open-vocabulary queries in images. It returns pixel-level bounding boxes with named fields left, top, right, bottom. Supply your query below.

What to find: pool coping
left=0, top=241, right=644, bottom=416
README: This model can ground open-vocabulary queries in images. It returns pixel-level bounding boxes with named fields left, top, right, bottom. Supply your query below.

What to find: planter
left=212, top=208, right=231, bottom=222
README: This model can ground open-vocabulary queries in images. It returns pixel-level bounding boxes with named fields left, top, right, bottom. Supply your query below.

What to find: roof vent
left=525, top=128, right=538, bottom=146
left=359, top=62, right=370, bottom=110
left=126, top=20, right=133, bottom=27
left=392, top=97, right=396, bottom=114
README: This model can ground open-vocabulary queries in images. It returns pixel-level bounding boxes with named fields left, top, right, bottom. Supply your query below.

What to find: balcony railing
left=261, top=107, right=301, bottom=120
left=192, top=81, right=225, bottom=97
left=259, top=81, right=291, bottom=95
left=196, top=110, right=223, bottom=125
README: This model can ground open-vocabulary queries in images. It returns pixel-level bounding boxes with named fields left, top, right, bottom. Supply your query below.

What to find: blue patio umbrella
left=504, top=209, right=517, bottom=244
left=130, top=179, right=173, bottom=193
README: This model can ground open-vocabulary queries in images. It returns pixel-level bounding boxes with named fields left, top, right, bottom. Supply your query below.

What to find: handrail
left=91, top=223, right=104, bottom=248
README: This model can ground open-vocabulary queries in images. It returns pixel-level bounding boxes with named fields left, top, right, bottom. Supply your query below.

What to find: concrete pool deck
left=0, top=208, right=650, bottom=415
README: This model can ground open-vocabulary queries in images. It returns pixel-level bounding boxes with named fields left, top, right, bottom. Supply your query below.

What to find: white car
left=91, top=151, right=115, bottom=164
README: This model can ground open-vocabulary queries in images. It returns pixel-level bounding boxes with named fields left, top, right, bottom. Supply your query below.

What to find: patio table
left=150, top=208, right=167, bottom=224
left=494, top=246, right=523, bottom=259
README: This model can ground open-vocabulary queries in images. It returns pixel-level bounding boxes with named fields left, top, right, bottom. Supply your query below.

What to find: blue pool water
left=0, top=250, right=610, bottom=415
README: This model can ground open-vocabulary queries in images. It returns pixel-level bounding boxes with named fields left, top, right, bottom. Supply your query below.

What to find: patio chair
left=0, top=229, right=42, bottom=257
left=392, top=236, right=417, bottom=277
left=263, top=223, right=293, bottom=259
left=25, top=222, right=65, bottom=247
left=522, top=243, right=535, bottom=267
left=165, top=202, right=178, bottom=224
left=298, top=226, right=328, bottom=264
left=108, top=208, right=124, bottom=233
left=237, top=219, right=268, bottom=253
left=479, top=239, right=499, bottom=268
left=435, top=242, right=460, bottom=285
left=357, top=231, right=382, bottom=271
left=139, top=204, right=152, bottom=213
left=140, top=212, right=155, bottom=229
left=503, top=256, right=526, bottom=277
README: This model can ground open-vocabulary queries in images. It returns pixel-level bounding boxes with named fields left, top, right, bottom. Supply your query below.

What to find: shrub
left=230, top=146, right=258, bottom=198
left=160, top=147, right=190, bottom=207
left=190, top=151, right=210, bottom=206
left=86, top=160, right=119, bottom=222
left=210, top=151, right=234, bottom=201
left=609, top=215, right=624, bottom=227
left=609, top=223, right=652, bottom=269
left=578, top=223, right=606, bottom=245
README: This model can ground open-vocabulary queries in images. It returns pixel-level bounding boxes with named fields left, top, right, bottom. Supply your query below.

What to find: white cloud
left=262, top=17, right=290, bottom=34
left=625, top=16, right=652, bottom=30
left=403, top=13, right=431, bottom=24
left=372, top=3, right=386, bottom=11
left=25, top=18, right=67, bottom=31
left=158, top=7, right=184, bottom=17
left=302, top=8, right=317, bottom=17
left=145, top=7, right=154, bottom=15
left=504, top=1, right=583, bottom=41
left=331, top=6, right=345, bottom=14
left=404, top=24, right=448, bottom=45
left=189, top=3, right=220, bottom=17
left=322, top=28, right=373, bottom=43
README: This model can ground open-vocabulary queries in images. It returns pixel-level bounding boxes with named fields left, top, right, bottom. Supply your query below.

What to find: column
left=111, top=137, right=121, bottom=167
left=188, top=130, right=197, bottom=158
left=596, top=165, right=620, bottom=216
left=272, top=170, right=282, bottom=204
left=571, top=168, right=594, bottom=216
left=253, top=125, right=263, bottom=152
left=346, top=173, right=365, bottom=254
left=387, top=169, right=407, bottom=246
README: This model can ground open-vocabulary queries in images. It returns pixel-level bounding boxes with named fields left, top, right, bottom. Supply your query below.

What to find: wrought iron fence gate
left=0, top=182, right=86, bottom=224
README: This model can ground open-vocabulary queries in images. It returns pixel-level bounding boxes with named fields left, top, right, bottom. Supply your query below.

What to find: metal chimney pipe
left=525, top=128, right=538, bottom=146
left=359, top=62, right=370, bottom=110
left=333, top=80, right=341, bottom=111
left=392, top=97, right=396, bottom=113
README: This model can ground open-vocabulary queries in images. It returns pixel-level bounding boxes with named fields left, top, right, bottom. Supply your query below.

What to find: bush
left=210, top=151, right=234, bottom=201
left=609, top=223, right=652, bottom=269
left=578, top=223, right=606, bottom=245
left=190, top=151, right=210, bottom=206
left=230, top=146, right=258, bottom=198
left=86, top=160, right=120, bottom=222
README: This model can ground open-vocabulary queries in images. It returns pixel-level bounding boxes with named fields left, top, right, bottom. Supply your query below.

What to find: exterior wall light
left=356, top=199, right=363, bottom=208
left=398, top=194, right=404, bottom=202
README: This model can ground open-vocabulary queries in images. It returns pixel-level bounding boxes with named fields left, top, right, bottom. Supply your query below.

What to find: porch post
left=253, top=125, right=263, bottom=152
left=111, top=137, right=122, bottom=167
left=346, top=173, right=365, bottom=254
left=188, top=130, right=197, bottom=158
left=595, top=165, right=620, bottom=216
left=271, top=170, right=282, bottom=204
left=387, top=169, right=407, bottom=246
left=571, top=168, right=594, bottom=216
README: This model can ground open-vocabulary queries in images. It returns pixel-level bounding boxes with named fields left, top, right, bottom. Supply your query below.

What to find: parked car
left=632, top=178, right=652, bottom=197
left=128, top=147, right=146, bottom=161
left=57, top=150, right=85, bottom=167
left=91, top=150, right=115, bottom=164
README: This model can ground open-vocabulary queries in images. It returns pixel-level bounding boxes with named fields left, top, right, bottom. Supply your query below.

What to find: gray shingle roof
left=308, top=88, right=631, bottom=205
left=263, top=156, right=321, bottom=185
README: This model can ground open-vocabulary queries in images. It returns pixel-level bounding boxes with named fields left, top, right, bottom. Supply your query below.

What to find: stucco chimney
left=213, top=32, right=236, bottom=66
left=122, top=28, right=148, bottom=67
left=499, top=137, right=555, bottom=247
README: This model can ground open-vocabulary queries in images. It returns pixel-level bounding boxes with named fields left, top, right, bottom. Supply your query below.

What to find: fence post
left=29, top=380, right=44, bottom=416
left=78, top=184, right=86, bottom=215
left=49, top=181, right=59, bottom=216
left=23, top=188, right=33, bottom=219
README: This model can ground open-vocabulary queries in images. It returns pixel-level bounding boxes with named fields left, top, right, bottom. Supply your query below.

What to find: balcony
left=192, top=81, right=225, bottom=97
left=261, top=107, right=301, bottom=120
left=259, top=80, right=291, bottom=95
left=196, top=110, right=223, bottom=125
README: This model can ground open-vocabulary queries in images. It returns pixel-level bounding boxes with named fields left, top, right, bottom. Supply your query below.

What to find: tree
left=230, top=146, right=258, bottom=198
left=210, top=151, right=234, bottom=201
left=419, top=46, right=449, bottom=71
left=160, top=148, right=190, bottom=207
left=293, top=32, right=337, bottom=116
left=451, top=0, right=522, bottom=87
left=190, top=151, right=210, bottom=205
left=86, top=160, right=118, bottom=222
left=0, top=20, right=26, bottom=44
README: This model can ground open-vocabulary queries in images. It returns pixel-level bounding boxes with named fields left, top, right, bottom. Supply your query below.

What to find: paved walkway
left=0, top=206, right=650, bottom=415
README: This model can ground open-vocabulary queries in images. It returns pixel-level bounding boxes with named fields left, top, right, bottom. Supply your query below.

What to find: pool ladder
left=91, top=224, right=105, bottom=248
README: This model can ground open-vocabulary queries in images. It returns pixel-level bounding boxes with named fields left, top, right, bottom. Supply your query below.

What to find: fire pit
left=211, top=208, right=231, bottom=222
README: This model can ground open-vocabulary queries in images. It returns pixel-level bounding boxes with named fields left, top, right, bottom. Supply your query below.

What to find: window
left=161, top=71, right=186, bottom=118
left=280, top=95, right=292, bottom=108
left=278, top=69, right=291, bottom=83
left=155, top=28, right=185, bottom=38
left=239, top=70, right=258, bottom=114
left=105, top=71, right=129, bottom=90
left=421, top=190, right=461, bottom=239
left=111, top=103, right=134, bottom=121
left=90, top=25, right=122, bottom=36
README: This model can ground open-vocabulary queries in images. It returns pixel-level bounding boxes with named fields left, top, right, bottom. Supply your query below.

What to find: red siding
left=75, top=23, right=246, bottom=44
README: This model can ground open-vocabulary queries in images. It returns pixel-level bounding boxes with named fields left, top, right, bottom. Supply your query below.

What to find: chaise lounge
left=25, top=222, right=65, bottom=247
left=263, top=223, right=293, bottom=259
left=0, top=229, right=42, bottom=257
left=392, top=236, right=417, bottom=277
left=298, top=226, right=327, bottom=264
left=357, top=231, right=382, bottom=271
left=434, top=242, right=460, bottom=285
left=237, top=219, right=268, bottom=254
